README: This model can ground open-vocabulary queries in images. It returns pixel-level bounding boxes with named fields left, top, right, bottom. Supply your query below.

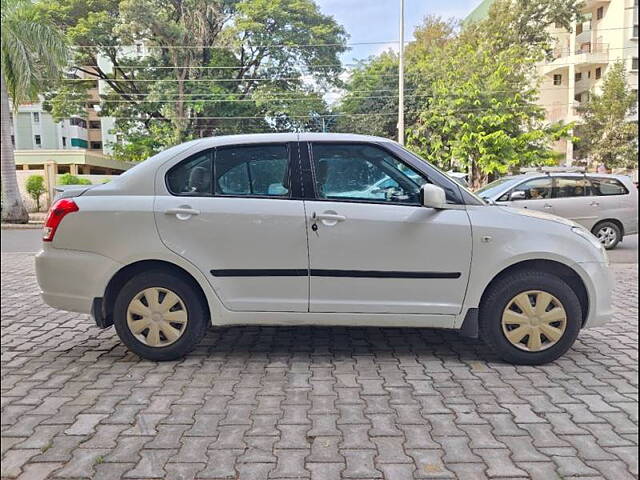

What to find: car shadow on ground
left=89, top=324, right=514, bottom=365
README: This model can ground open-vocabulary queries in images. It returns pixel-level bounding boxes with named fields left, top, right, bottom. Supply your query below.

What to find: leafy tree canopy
left=38, top=0, right=348, bottom=160
left=576, top=61, right=638, bottom=169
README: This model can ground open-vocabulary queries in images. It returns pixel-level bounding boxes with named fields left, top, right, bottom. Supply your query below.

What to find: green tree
left=25, top=175, right=46, bottom=211
left=40, top=0, right=347, bottom=160
left=575, top=61, right=638, bottom=169
left=1, top=0, right=67, bottom=223
left=405, top=3, right=576, bottom=187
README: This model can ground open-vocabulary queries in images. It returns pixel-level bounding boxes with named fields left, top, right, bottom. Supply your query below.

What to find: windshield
left=475, top=177, right=519, bottom=200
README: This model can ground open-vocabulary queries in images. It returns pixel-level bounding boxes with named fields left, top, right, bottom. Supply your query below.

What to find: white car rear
left=36, top=133, right=613, bottom=364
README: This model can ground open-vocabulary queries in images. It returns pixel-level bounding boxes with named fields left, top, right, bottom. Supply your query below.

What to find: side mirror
left=420, top=184, right=447, bottom=209
left=509, top=190, right=526, bottom=201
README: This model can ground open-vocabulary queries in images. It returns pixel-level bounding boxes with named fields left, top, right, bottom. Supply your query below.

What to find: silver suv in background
left=477, top=171, right=638, bottom=249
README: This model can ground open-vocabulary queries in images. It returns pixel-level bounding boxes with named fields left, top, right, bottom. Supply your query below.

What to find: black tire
left=591, top=221, right=622, bottom=250
left=479, top=271, right=582, bottom=365
left=113, top=270, right=208, bottom=361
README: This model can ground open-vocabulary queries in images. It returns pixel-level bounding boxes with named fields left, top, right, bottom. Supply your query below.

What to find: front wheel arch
left=102, top=260, right=211, bottom=329
left=478, top=259, right=589, bottom=327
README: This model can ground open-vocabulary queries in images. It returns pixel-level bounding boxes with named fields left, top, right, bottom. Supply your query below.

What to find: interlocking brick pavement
left=1, top=252, right=637, bottom=479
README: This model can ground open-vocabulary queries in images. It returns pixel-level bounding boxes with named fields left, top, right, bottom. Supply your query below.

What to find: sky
left=315, top=0, right=484, bottom=64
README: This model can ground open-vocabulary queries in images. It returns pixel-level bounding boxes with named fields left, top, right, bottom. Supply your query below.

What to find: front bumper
left=577, top=261, right=615, bottom=328
left=35, top=247, right=121, bottom=315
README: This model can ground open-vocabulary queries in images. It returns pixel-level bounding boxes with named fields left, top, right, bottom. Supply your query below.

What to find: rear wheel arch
left=592, top=218, right=624, bottom=237
left=101, top=260, right=211, bottom=328
left=479, top=259, right=589, bottom=327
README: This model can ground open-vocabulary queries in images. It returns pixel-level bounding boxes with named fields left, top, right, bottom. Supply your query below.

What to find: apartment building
left=466, top=0, right=638, bottom=164
left=9, top=72, right=117, bottom=155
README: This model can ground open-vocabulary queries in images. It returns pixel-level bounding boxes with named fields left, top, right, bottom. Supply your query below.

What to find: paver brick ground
left=1, top=252, right=637, bottom=479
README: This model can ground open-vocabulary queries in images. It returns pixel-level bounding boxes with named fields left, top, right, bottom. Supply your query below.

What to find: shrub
left=58, top=173, right=92, bottom=185
left=25, top=175, right=46, bottom=211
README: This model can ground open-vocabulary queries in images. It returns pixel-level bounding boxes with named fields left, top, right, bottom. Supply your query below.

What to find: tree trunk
left=1, top=75, right=29, bottom=223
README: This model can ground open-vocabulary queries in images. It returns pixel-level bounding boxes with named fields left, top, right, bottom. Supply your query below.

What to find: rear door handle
left=590, top=201, right=600, bottom=207
left=165, top=207, right=200, bottom=219
left=543, top=203, right=553, bottom=209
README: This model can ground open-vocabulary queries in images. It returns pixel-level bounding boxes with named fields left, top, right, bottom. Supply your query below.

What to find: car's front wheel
left=480, top=271, right=582, bottom=365
left=113, top=270, right=208, bottom=361
left=592, top=221, right=622, bottom=250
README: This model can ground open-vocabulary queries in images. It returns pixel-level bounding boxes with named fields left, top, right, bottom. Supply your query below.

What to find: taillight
left=43, top=199, right=79, bottom=242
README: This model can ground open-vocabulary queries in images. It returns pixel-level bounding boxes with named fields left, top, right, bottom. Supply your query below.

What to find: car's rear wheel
left=113, top=270, right=208, bottom=361
left=480, top=271, right=582, bottom=365
left=592, top=221, right=622, bottom=250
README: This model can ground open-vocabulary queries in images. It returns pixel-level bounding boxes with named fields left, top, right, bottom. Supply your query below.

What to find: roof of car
left=502, top=172, right=630, bottom=181
left=189, top=132, right=397, bottom=149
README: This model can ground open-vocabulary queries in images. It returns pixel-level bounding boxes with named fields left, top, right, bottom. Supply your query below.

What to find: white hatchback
left=35, top=133, right=614, bottom=364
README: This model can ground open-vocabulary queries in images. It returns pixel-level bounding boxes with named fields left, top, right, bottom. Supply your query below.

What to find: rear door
left=588, top=176, right=634, bottom=229
left=550, top=176, right=596, bottom=228
left=154, top=142, right=310, bottom=312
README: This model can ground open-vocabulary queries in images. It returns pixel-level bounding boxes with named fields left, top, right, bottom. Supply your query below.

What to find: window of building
left=32, top=112, right=40, bottom=123
left=70, top=117, right=87, bottom=128
left=633, top=57, right=639, bottom=71
left=89, top=120, right=101, bottom=129
left=11, top=135, right=15, bottom=146
left=596, top=6, right=604, bottom=20
left=574, top=93, right=582, bottom=103
left=575, top=72, right=582, bottom=82
left=576, top=23, right=583, bottom=35
left=62, top=137, right=67, bottom=147
left=634, top=25, right=639, bottom=38
left=90, top=141, right=102, bottom=150
left=595, top=67, right=602, bottom=79
left=553, top=74, right=562, bottom=86
left=34, top=135, right=41, bottom=147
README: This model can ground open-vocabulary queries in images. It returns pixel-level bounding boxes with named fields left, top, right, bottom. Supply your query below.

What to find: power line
left=68, top=27, right=639, bottom=50
left=101, top=103, right=581, bottom=121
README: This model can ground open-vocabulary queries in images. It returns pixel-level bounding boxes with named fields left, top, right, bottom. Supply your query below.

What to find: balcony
left=581, top=0, right=610, bottom=9
left=541, top=43, right=609, bottom=77
left=574, top=43, right=609, bottom=66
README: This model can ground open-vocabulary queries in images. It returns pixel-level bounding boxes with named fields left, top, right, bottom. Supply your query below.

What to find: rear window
left=589, top=177, right=629, bottom=196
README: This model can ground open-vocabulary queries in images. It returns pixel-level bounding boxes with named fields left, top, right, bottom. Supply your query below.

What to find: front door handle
left=543, top=203, right=553, bottom=209
left=313, top=211, right=346, bottom=226
left=590, top=201, right=600, bottom=207
left=165, top=206, right=200, bottom=219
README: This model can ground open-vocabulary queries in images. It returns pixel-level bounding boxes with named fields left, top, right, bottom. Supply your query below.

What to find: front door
left=304, top=142, right=472, bottom=315
left=155, top=143, right=309, bottom=312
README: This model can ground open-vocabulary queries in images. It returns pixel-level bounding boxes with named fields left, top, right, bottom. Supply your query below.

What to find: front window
left=310, top=143, right=426, bottom=205
left=502, top=177, right=553, bottom=201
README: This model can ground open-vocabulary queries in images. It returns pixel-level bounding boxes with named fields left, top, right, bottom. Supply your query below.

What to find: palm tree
left=1, top=0, right=66, bottom=223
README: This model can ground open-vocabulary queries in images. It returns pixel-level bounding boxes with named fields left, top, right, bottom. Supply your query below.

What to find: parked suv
left=36, top=134, right=613, bottom=364
left=476, top=172, right=638, bottom=249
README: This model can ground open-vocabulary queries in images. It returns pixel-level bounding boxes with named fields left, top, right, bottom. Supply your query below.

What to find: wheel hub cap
left=597, top=227, right=616, bottom=248
left=126, top=287, right=188, bottom=347
left=501, top=290, right=567, bottom=352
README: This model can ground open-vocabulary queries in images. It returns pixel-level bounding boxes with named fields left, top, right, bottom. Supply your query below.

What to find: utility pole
left=398, top=0, right=405, bottom=145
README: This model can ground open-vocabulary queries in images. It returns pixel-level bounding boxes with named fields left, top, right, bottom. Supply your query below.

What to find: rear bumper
left=577, top=261, right=614, bottom=328
left=35, top=247, right=121, bottom=315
